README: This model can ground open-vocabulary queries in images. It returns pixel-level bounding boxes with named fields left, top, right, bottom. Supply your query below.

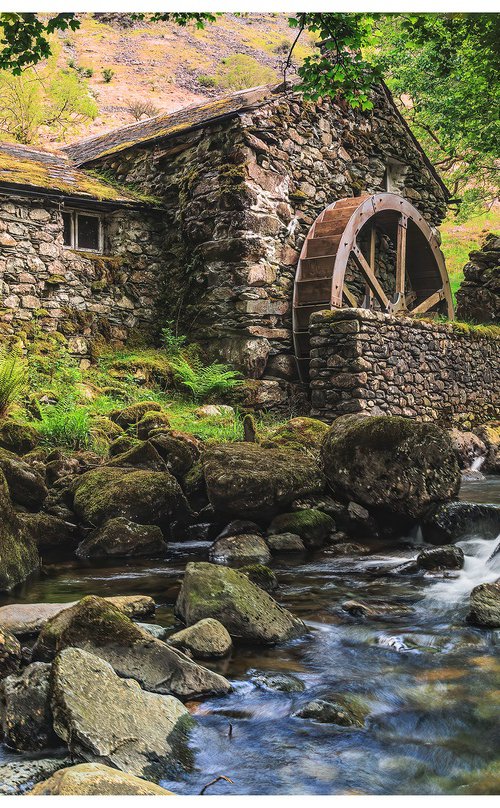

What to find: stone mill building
left=2, top=80, right=497, bottom=424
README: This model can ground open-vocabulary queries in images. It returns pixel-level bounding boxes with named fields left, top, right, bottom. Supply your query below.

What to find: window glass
left=76, top=214, right=100, bottom=251
left=62, top=211, right=73, bottom=246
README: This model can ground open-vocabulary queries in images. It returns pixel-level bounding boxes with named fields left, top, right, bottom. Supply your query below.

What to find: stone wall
left=455, top=232, right=499, bottom=324
left=87, top=85, right=448, bottom=381
left=0, top=193, right=165, bottom=355
left=309, top=308, right=500, bottom=426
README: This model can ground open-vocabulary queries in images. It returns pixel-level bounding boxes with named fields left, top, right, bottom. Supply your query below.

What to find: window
left=62, top=210, right=103, bottom=252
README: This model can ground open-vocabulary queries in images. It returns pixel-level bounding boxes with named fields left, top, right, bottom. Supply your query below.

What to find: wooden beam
left=366, top=226, right=376, bottom=308
left=411, top=289, right=444, bottom=314
left=396, top=214, right=407, bottom=298
left=351, top=244, right=390, bottom=310
left=342, top=284, right=358, bottom=307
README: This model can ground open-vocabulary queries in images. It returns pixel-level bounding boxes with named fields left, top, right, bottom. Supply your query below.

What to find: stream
left=1, top=477, right=499, bottom=795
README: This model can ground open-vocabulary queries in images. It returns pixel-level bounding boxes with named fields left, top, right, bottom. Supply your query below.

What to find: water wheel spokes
left=293, top=193, right=454, bottom=383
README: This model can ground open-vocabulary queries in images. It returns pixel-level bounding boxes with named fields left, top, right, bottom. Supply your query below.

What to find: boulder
left=0, top=469, right=39, bottom=591
left=217, top=519, right=263, bottom=539
left=0, top=594, right=154, bottom=636
left=0, top=421, right=39, bottom=455
left=268, top=509, right=335, bottom=549
left=50, top=647, right=194, bottom=780
left=239, top=563, right=278, bottom=593
left=169, top=618, right=232, bottom=659
left=149, top=431, right=200, bottom=478
left=475, top=422, right=500, bottom=474
left=328, top=542, right=372, bottom=556
left=295, top=696, right=366, bottom=726
left=252, top=671, right=304, bottom=692
left=33, top=595, right=231, bottom=700
left=0, top=758, right=70, bottom=795
left=18, top=512, right=78, bottom=554
left=209, top=533, right=271, bottom=566
left=0, top=662, right=56, bottom=750
left=72, top=467, right=188, bottom=530
left=136, top=411, right=172, bottom=439
left=468, top=581, right=500, bottom=627
left=267, top=532, right=305, bottom=552
left=0, top=624, right=21, bottom=678
left=203, top=443, right=324, bottom=520
left=261, top=417, right=329, bottom=458
left=417, top=545, right=464, bottom=571
left=176, top=562, right=306, bottom=645
left=449, top=428, right=487, bottom=470
left=76, top=517, right=167, bottom=559
left=196, top=404, right=234, bottom=418
left=109, top=401, right=162, bottom=429
left=108, top=435, right=140, bottom=457
left=105, top=441, right=167, bottom=472
left=421, top=501, right=500, bottom=544
left=30, top=763, right=174, bottom=795
left=0, top=448, right=48, bottom=510
left=321, top=415, right=460, bottom=523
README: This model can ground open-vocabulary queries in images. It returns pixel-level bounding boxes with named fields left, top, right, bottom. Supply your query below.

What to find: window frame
left=62, top=209, right=104, bottom=254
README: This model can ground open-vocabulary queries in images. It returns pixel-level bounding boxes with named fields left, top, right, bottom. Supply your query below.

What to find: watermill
left=292, top=192, right=454, bottom=383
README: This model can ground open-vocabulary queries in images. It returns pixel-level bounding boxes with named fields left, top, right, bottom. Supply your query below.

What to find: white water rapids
left=424, top=531, right=500, bottom=605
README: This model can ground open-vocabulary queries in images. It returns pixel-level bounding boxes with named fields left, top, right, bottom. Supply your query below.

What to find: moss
left=45, top=276, right=66, bottom=286
left=239, top=563, right=278, bottom=593
left=268, top=509, right=335, bottom=548
left=262, top=417, right=328, bottom=457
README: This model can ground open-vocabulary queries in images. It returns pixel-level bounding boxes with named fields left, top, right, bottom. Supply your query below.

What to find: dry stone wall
left=87, top=86, right=448, bottom=382
left=455, top=232, right=499, bottom=324
left=309, top=308, right=500, bottom=426
left=0, top=194, right=164, bottom=354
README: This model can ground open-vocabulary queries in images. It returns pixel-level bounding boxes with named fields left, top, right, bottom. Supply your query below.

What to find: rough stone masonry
left=309, top=308, right=500, bottom=426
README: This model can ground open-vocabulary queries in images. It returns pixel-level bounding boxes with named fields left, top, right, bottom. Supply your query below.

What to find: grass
left=440, top=207, right=500, bottom=303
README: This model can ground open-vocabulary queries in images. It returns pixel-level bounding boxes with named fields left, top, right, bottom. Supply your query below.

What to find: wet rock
left=295, top=697, right=365, bottom=726
left=0, top=758, right=70, bottom=795
left=327, top=530, right=350, bottom=544
left=0, top=448, right=48, bottom=510
left=468, top=581, right=500, bottom=627
left=252, top=671, right=305, bottom=692
left=176, top=562, right=306, bottom=645
left=149, top=431, right=200, bottom=478
left=30, top=763, right=175, bottom=795
left=292, top=494, right=346, bottom=519
left=391, top=560, right=420, bottom=575
left=0, top=662, right=57, bottom=750
left=341, top=501, right=379, bottom=538
left=0, top=624, right=21, bottom=678
left=169, top=618, right=232, bottom=659
left=109, top=401, right=162, bottom=429
left=209, top=533, right=271, bottom=566
left=203, top=443, right=324, bottom=520
left=0, top=421, right=39, bottom=455
left=0, top=595, right=155, bottom=636
left=327, top=542, right=372, bottom=556
left=267, top=532, right=305, bottom=552
left=321, top=414, right=460, bottom=524
left=261, top=417, right=329, bottom=459
left=136, top=411, right=171, bottom=439
left=0, top=469, right=39, bottom=591
left=217, top=519, right=263, bottom=539
left=421, top=501, right=500, bottom=544
left=136, top=622, right=169, bottom=641
left=417, top=545, right=464, bottom=571
left=268, top=509, right=335, bottom=549
left=105, top=441, right=167, bottom=472
left=72, top=467, right=188, bottom=530
left=475, top=422, right=500, bottom=474
left=341, top=600, right=413, bottom=620
left=50, top=647, right=194, bottom=779
left=239, top=563, right=278, bottom=593
left=18, top=511, right=78, bottom=554
left=449, top=428, right=487, bottom=470
left=33, top=595, right=230, bottom=700
left=76, top=517, right=167, bottom=559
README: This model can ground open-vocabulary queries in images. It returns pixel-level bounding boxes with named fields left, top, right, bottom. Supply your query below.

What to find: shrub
left=36, top=404, right=91, bottom=450
left=214, top=54, right=277, bottom=91
left=169, top=356, right=242, bottom=402
left=160, top=322, right=186, bottom=357
left=198, top=74, right=216, bottom=88
left=128, top=100, right=160, bottom=121
left=77, top=66, right=94, bottom=78
left=0, top=352, right=27, bottom=416
left=102, top=68, right=115, bottom=83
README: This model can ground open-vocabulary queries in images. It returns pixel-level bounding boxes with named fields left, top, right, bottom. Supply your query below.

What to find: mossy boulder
left=168, top=618, right=232, bottom=659
left=239, top=563, right=278, bottom=593
left=176, top=562, right=306, bottom=645
left=0, top=662, right=57, bottom=751
left=321, top=415, right=461, bottom=523
left=421, top=501, right=500, bottom=545
left=33, top=595, right=231, bottom=700
left=262, top=417, right=329, bottom=458
left=268, top=509, right=335, bottom=549
left=72, top=467, right=188, bottom=531
left=108, top=435, right=140, bottom=457
left=109, top=401, right=162, bottom=430
left=209, top=533, right=271, bottom=566
left=267, top=533, right=305, bottom=552
left=468, top=581, right=500, bottom=627
left=18, top=512, right=78, bottom=555
left=30, top=763, right=174, bottom=795
left=149, top=431, right=200, bottom=478
left=203, top=443, right=324, bottom=520
left=0, top=421, right=39, bottom=455
left=76, top=517, right=167, bottom=559
left=105, top=440, right=167, bottom=472
left=0, top=624, right=21, bottom=678
left=136, top=411, right=171, bottom=440
left=90, top=416, right=124, bottom=442
left=295, top=695, right=367, bottom=726
left=0, top=469, right=39, bottom=592
left=417, top=545, right=464, bottom=571
left=0, top=448, right=48, bottom=510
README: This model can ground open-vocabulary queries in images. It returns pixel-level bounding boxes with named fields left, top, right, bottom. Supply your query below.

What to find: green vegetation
left=206, top=54, right=277, bottom=91
left=35, top=403, right=91, bottom=450
left=0, top=351, right=27, bottom=417
left=440, top=208, right=500, bottom=302
left=169, top=355, right=242, bottom=402
left=102, top=68, right=114, bottom=83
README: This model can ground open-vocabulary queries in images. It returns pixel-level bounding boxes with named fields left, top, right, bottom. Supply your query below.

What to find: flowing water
left=1, top=478, right=499, bottom=795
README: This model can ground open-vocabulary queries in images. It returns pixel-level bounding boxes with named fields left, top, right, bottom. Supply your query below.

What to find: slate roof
left=0, top=141, right=150, bottom=206
left=65, top=84, right=280, bottom=166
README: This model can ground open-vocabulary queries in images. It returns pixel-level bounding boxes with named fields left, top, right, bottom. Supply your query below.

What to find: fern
left=0, top=351, right=27, bottom=416
left=169, top=356, right=241, bottom=402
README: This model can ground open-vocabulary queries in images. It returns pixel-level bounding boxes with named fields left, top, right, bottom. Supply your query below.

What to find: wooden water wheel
left=292, top=192, right=454, bottom=383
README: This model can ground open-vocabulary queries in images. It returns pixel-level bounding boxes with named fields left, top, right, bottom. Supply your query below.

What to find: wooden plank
left=411, top=289, right=444, bottom=314
left=342, top=284, right=358, bottom=307
left=396, top=214, right=407, bottom=297
left=351, top=244, right=390, bottom=309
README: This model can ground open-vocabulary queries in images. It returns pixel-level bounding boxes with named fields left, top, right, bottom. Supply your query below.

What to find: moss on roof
left=0, top=141, right=151, bottom=205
